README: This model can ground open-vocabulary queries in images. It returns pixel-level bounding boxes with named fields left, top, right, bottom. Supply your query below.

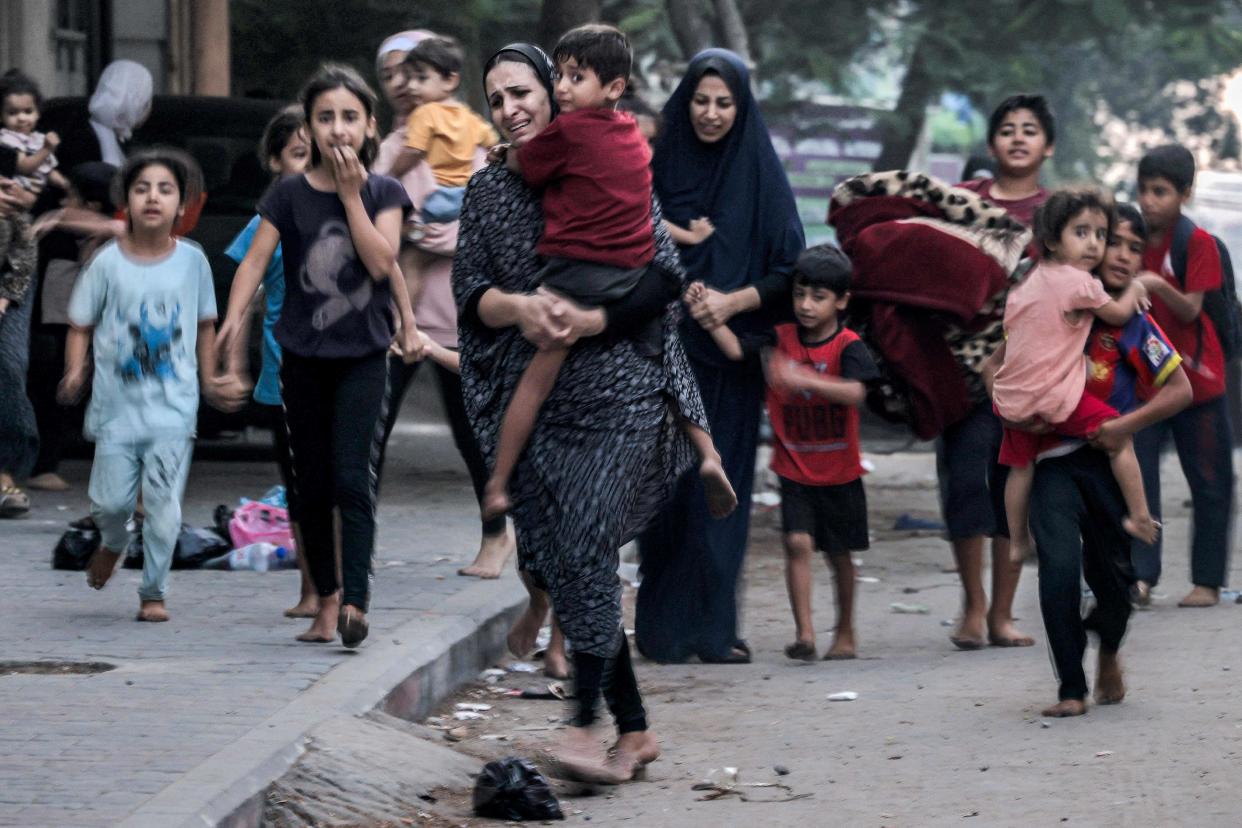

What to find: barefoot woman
left=453, top=44, right=710, bottom=781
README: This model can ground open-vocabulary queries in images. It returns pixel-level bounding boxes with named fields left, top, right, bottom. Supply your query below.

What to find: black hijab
left=483, top=43, right=560, bottom=120
left=652, top=49, right=804, bottom=299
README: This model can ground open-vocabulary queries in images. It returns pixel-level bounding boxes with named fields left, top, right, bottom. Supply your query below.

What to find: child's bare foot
left=481, top=480, right=510, bottom=521
left=297, top=592, right=339, bottom=643
left=987, top=616, right=1035, bottom=648
left=507, top=599, right=548, bottom=658
left=1122, top=513, right=1160, bottom=545
left=784, top=640, right=816, bottom=661
left=1008, top=529, right=1035, bottom=564
left=823, top=630, right=857, bottom=660
left=554, top=726, right=632, bottom=784
left=950, top=613, right=987, bottom=650
left=458, top=526, right=514, bottom=578
left=86, top=546, right=122, bottom=590
left=284, top=596, right=320, bottom=618
left=136, top=600, right=169, bottom=622
left=700, top=456, right=737, bottom=519
left=543, top=645, right=571, bottom=679
left=610, top=730, right=660, bottom=776
left=27, top=472, right=70, bottom=491
left=1041, top=698, right=1086, bottom=717
left=1178, top=585, right=1220, bottom=608
left=1095, top=651, right=1125, bottom=705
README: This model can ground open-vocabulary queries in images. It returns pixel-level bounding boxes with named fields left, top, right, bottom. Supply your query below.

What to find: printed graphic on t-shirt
left=300, top=219, right=372, bottom=331
left=119, top=300, right=183, bottom=382
left=782, top=362, right=850, bottom=452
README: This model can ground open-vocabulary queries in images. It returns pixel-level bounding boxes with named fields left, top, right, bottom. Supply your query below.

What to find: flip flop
left=0, top=486, right=30, bottom=518
left=338, top=606, right=369, bottom=649
left=784, top=641, right=817, bottom=662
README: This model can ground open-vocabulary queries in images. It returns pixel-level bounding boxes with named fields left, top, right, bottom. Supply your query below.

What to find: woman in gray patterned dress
left=453, top=43, right=709, bottom=783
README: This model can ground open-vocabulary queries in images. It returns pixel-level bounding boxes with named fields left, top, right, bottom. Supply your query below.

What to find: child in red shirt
left=483, top=24, right=736, bottom=522
left=718, top=245, right=879, bottom=660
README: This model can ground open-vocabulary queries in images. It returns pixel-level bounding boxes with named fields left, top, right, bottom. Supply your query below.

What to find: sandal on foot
left=784, top=641, right=817, bottom=661
left=0, top=486, right=30, bottom=518
left=337, top=607, right=369, bottom=649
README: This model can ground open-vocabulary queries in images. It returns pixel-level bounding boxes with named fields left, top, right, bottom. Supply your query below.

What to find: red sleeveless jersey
left=767, top=324, right=866, bottom=486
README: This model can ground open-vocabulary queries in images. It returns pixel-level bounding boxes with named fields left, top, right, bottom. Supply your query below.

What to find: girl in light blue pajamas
left=59, top=148, right=231, bottom=621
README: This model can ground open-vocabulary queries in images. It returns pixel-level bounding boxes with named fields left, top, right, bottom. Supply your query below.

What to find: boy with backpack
left=1133, top=144, right=1238, bottom=608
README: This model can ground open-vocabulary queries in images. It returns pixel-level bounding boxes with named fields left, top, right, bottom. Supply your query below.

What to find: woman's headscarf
left=652, top=49, right=803, bottom=296
left=88, top=60, right=153, bottom=164
left=375, top=29, right=435, bottom=71
left=482, top=43, right=559, bottom=120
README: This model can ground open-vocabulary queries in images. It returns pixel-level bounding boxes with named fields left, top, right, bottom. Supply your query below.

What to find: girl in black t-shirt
left=218, top=64, right=417, bottom=649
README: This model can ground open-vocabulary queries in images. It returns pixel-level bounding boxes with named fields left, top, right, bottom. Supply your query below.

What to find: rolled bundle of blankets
left=828, top=170, right=1033, bottom=439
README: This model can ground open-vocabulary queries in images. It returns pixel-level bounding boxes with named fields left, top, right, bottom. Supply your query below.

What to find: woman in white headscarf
left=43, top=60, right=153, bottom=176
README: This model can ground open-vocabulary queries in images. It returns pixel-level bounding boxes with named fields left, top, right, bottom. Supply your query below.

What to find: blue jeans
left=1132, top=395, right=1234, bottom=588
left=89, top=437, right=193, bottom=601
left=421, top=186, right=466, bottom=223
left=1030, top=447, right=1134, bottom=701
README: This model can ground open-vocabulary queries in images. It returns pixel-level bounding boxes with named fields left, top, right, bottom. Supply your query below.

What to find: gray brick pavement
left=0, top=422, right=516, bottom=827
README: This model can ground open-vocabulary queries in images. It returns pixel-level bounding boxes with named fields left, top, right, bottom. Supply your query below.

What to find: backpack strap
left=1169, top=213, right=1197, bottom=288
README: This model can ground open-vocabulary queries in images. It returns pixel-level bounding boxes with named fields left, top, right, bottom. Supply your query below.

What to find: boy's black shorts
left=779, top=476, right=869, bottom=557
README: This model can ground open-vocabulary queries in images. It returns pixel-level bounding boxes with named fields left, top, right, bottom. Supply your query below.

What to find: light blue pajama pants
left=88, top=438, right=193, bottom=601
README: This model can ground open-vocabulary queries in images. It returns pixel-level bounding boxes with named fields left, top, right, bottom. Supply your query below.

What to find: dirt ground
left=418, top=452, right=1242, bottom=827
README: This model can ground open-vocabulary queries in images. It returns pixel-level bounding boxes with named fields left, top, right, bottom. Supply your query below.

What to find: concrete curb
left=115, top=574, right=527, bottom=828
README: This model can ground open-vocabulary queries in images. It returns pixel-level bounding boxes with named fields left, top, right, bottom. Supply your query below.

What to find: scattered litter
left=860, top=458, right=875, bottom=473
left=774, top=765, right=790, bottom=776
left=453, top=711, right=485, bottom=721
left=941, top=619, right=955, bottom=627
left=480, top=668, right=507, bottom=683
left=827, top=691, right=858, bottom=702
left=456, top=702, right=493, bottom=712
left=508, top=661, right=539, bottom=673
left=1040, top=721, right=1051, bottom=729
left=1095, top=751, right=1113, bottom=758
left=521, top=682, right=570, bottom=700
left=444, top=726, right=469, bottom=742
left=56, top=505, right=68, bottom=511
left=857, top=576, right=881, bottom=584
left=434, top=556, right=452, bottom=563
left=1222, top=589, right=1242, bottom=602
left=473, top=757, right=564, bottom=821
left=692, top=768, right=811, bottom=803
left=892, top=513, right=945, bottom=531
left=752, top=491, right=781, bottom=508
left=890, top=602, right=930, bottom=614
left=480, top=734, right=510, bottom=741
left=514, top=725, right=559, bottom=732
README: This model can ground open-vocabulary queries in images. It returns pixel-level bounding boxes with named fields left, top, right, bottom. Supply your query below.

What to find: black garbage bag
left=472, top=757, right=564, bottom=821
left=122, top=523, right=232, bottom=570
left=52, top=526, right=101, bottom=570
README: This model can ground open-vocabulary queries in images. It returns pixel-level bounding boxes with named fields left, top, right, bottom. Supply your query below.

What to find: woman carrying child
left=217, top=65, right=418, bottom=648
left=454, top=42, right=708, bottom=783
left=637, top=49, right=805, bottom=664
left=991, top=189, right=1160, bottom=563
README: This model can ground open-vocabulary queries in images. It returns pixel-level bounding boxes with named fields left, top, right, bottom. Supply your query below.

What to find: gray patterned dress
left=452, top=163, right=709, bottom=658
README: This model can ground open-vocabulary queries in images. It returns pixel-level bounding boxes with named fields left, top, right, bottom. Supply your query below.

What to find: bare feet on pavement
left=1178, top=585, right=1219, bottom=607
left=297, top=592, right=340, bottom=642
left=950, top=613, right=986, bottom=650
left=136, top=600, right=169, bottom=622
left=284, top=596, right=320, bottom=619
left=480, top=480, right=510, bottom=522
left=987, top=616, right=1034, bottom=647
left=554, top=726, right=633, bottom=784
left=87, top=547, right=122, bottom=590
left=1095, top=651, right=1125, bottom=705
left=458, top=525, right=514, bottom=579
left=1122, top=513, right=1160, bottom=545
left=608, top=730, right=659, bottom=777
left=507, top=598, right=548, bottom=658
left=544, top=645, right=571, bottom=679
left=1041, top=698, right=1086, bottom=717
left=700, top=456, right=737, bottom=519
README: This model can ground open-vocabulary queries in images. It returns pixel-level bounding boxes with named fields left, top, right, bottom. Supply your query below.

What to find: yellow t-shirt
left=404, top=101, right=499, bottom=187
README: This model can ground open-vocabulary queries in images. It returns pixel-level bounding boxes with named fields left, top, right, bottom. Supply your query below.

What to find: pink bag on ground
left=228, top=501, right=296, bottom=551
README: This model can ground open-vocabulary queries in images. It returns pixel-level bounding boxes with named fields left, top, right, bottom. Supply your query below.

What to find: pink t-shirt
left=993, top=261, right=1111, bottom=423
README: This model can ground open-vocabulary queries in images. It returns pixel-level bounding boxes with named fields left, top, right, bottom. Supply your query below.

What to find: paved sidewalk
left=0, top=407, right=523, bottom=827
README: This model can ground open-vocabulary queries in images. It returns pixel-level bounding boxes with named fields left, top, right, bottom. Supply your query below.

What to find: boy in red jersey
left=765, top=245, right=878, bottom=661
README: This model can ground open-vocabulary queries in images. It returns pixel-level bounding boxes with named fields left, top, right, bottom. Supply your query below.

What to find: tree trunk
left=665, top=0, right=713, bottom=59
left=872, top=33, right=936, bottom=171
left=712, top=0, right=750, bottom=65
left=538, top=0, right=601, bottom=50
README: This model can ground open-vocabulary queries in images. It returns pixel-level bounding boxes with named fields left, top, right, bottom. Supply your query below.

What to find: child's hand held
left=45, top=131, right=61, bottom=150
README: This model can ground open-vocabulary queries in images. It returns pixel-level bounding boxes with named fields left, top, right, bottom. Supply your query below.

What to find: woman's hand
left=513, top=290, right=567, bottom=348
left=486, top=143, right=511, bottom=165
left=687, top=285, right=741, bottom=331
left=390, top=319, right=426, bottom=364
left=543, top=288, right=605, bottom=347
left=331, top=145, right=366, bottom=200
left=0, top=179, right=34, bottom=217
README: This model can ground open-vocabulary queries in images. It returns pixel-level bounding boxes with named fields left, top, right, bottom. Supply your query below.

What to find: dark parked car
left=40, top=95, right=285, bottom=438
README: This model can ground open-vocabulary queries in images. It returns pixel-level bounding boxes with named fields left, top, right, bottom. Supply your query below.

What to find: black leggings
left=375, top=353, right=505, bottom=537
left=28, top=324, right=69, bottom=477
left=281, top=350, right=388, bottom=610
left=572, top=630, right=647, bottom=733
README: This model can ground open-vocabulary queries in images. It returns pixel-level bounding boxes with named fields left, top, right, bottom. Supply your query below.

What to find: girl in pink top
left=991, top=188, right=1159, bottom=560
